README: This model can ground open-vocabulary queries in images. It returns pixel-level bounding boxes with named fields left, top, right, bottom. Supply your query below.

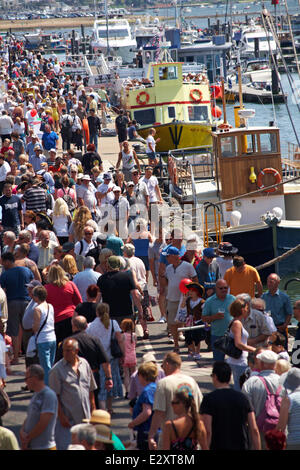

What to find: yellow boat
left=120, top=61, right=215, bottom=152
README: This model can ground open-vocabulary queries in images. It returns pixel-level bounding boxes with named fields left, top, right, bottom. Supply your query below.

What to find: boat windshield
left=247, top=36, right=273, bottom=43
left=188, top=105, right=208, bottom=121
left=97, top=29, right=129, bottom=38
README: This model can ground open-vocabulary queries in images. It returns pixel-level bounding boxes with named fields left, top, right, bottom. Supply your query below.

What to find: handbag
left=213, top=322, right=242, bottom=359
left=26, top=306, right=49, bottom=358
left=110, top=320, right=123, bottom=359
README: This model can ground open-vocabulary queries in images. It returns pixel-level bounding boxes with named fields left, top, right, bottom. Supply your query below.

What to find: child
left=181, top=282, right=205, bottom=361
left=268, top=331, right=290, bottom=361
left=120, top=319, right=137, bottom=399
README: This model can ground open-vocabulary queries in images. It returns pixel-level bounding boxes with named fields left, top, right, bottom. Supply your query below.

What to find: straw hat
left=82, top=409, right=111, bottom=425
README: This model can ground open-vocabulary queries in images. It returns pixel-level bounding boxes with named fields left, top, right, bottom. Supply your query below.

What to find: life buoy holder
left=136, top=91, right=150, bottom=105
left=190, top=89, right=203, bottom=103
left=257, top=168, right=281, bottom=193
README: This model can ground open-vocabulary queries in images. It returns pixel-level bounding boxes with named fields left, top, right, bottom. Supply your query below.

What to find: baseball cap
left=166, top=246, right=180, bottom=256
left=49, top=148, right=57, bottom=153
left=103, top=173, right=112, bottom=180
left=203, top=247, right=215, bottom=258
left=256, top=350, right=278, bottom=364
left=77, top=173, right=84, bottom=180
left=82, top=175, right=91, bottom=181
left=62, top=242, right=75, bottom=253
left=113, top=186, right=121, bottom=192
left=142, top=352, right=157, bottom=363
left=127, top=181, right=134, bottom=187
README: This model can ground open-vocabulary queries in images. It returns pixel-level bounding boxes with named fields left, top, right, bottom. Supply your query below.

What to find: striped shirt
left=23, top=186, right=47, bottom=212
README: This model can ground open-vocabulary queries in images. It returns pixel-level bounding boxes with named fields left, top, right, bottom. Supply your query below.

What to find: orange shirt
left=223, top=264, right=261, bottom=297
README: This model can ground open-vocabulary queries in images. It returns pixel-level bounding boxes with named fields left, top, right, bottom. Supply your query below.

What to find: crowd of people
left=0, top=38, right=299, bottom=452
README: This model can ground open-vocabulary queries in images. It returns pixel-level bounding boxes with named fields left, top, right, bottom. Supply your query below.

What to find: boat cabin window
left=241, top=134, right=257, bottom=154
left=220, top=136, right=239, bottom=157
left=133, top=108, right=155, bottom=126
left=159, top=66, right=178, bottom=81
left=168, top=107, right=176, bottom=119
left=259, top=132, right=277, bottom=153
left=188, top=105, right=208, bottom=121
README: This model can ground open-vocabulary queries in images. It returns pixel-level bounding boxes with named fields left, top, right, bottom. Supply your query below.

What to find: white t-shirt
left=141, top=175, right=159, bottom=203
left=146, top=135, right=156, bottom=154
left=165, top=261, right=197, bottom=302
left=77, top=184, right=96, bottom=211
left=127, top=256, right=147, bottom=291
left=74, top=238, right=97, bottom=256
left=52, top=215, right=69, bottom=237
left=86, top=318, right=121, bottom=361
left=96, top=181, right=115, bottom=205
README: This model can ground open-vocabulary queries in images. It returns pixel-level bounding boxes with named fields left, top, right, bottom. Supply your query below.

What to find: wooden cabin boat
left=167, top=110, right=300, bottom=279
left=120, top=61, right=214, bottom=152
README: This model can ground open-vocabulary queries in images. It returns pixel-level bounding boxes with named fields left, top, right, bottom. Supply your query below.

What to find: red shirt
left=45, top=281, right=82, bottom=323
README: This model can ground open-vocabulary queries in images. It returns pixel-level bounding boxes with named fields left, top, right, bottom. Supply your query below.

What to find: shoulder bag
left=110, top=320, right=123, bottom=359
left=213, top=321, right=243, bottom=359
left=26, top=305, right=49, bottom=359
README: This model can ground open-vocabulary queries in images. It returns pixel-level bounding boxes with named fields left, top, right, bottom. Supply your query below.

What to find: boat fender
left=190, top=89, right=203, bottom=103
left=257, top=168, right=281, bottom=193
left=136, top=91, right=150, bottom=105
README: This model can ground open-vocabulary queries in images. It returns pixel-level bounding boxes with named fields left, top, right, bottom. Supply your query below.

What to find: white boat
left=133, top=17, right=161, bottom=49
left=237, top=23, right=277, bottom=59
left=91, top=18, right=137, bottom=64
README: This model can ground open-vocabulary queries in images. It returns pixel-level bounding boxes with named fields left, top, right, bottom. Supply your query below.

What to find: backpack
left=256, top=376, right=282, bottom=433
left=61, top=115, right=73, bottom=139
left=62, top=187, right=76, bottom=213
left=79, top=239, right=99, bottom=261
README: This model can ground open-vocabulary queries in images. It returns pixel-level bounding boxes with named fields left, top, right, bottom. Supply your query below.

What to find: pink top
left=45, top=281, right=82, bottom=323
left=123, top=332, right=137, bottom=366
left=56, top=187, right=76, bottom=203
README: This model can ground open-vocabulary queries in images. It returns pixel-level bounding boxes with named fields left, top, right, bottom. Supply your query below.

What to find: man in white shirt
left=74, top=227, right=98, bottom=257
left=110, top=186, right=130, bottom=240
left=140, top=166, right=163, bottom=229
left=96, top=173, right=115, bottom=216
left=77, top=175, right=96, bottom=215
left=0, top=110, right=13, bottom=141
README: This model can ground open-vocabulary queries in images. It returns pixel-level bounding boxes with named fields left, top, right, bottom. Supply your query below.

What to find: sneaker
left=188, top=352, right=194, bottom=359
left=194, top=353, right=202, bottom=361
left=158, top=316, right=166, bottom=323
left=168, top=336, right=174, bottom=344
left=178, top=332, right=185, bottom=342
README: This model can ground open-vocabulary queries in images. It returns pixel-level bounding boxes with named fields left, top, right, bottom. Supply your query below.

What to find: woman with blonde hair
left=96, top=248, right=113, bottom=274
left=68, top=206, right=92, bottom=243
left=87, top=302, right=124, bottom=414
left=51, top=99, right=59, bottom=132
left=52, top=197, right=72, bottom=245
left=45, top=264, right=82, bottom=344
left=24, top=210, right=37, bottom=242
left=62, top=254, right=78, bottom=280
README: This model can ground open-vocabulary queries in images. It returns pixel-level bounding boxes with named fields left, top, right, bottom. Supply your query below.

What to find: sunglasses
left=171, top=400, right=180, bottom=405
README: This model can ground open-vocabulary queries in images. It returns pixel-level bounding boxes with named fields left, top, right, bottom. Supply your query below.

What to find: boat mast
left=105, top=0, right=110, bottom=56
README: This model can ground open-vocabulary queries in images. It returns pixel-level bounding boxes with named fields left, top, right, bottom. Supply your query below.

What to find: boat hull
left=138, top=122, right=213, bottom=152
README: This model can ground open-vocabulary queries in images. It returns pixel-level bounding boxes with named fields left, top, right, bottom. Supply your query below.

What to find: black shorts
left=117, top=130, right=127, bottom=143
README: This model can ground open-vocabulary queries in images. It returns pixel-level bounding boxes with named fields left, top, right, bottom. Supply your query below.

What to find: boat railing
left=169, top=148, right=214, bottom=190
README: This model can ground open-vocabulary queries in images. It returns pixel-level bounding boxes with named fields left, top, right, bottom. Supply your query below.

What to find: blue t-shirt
left=159, top=244, right=186, bottom=266
left=0, top=194, right=22, bottom=227
left=132, top=382, right=157, bottom=433
left=202, top=293, right=235, bottom=336
left=42, top=131, right=58, bottom=151
left=0, top=266, right=34, bottom=301
left=133, top=238, right=150, bottom=257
